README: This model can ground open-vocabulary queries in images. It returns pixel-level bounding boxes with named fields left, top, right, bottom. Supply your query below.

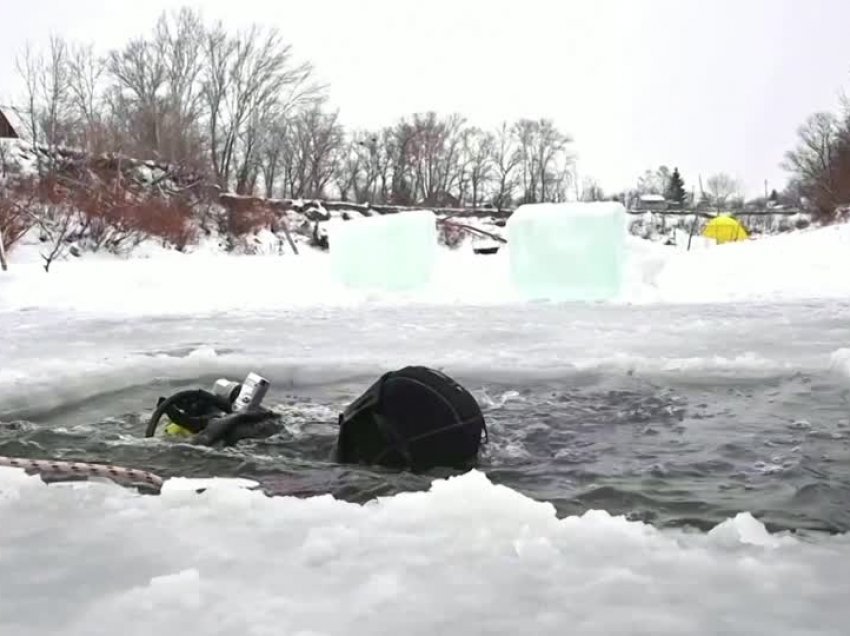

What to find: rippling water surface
left=3, top=301, right=850, bottom=533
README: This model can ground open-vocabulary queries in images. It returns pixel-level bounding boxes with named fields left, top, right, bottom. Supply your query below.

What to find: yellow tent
left=702, top=215, right=749, bottom=244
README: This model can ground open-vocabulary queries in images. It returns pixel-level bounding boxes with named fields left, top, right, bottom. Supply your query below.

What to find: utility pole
left=687, top=178, right=705, bottom=252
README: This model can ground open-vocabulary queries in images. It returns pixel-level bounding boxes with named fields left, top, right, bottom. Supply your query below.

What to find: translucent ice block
left=506, top=202, right=628, bottom=301
left=329, top=210, right=438, bottom=292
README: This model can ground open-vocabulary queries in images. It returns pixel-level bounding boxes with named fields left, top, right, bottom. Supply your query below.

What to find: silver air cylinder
left=212, top=379, right=242, bottom=404
left=232, top=372, right=270, bottom=412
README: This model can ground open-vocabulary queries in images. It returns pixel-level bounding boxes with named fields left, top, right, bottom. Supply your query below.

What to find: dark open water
left=2, top=301, right=849, bottom=534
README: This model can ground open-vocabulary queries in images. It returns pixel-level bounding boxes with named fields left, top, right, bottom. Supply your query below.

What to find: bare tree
left=514, top=118, right=573, bottom=203
left=39, top=36, right=71, bottom=151
left=490, top=122, right=520, bottom=211
left=705, top=173, right=741, bottom=212
left=636, top=169, right=660, bottom=194
left=581, top=178, right=605, bottom=201
left=406, top=112, right=466, bottom=205
left=104, top=10, right=206, bottom=164
left=15, top=44, right=41, bottom=150
left=636, top=166, right=672, bottom=196
left=281, top=105, right=344, bottom=199
left=462, top=127, right=493, bottom=208
left=333, top=138, right=361, bottom=202
left=202, top=22, right=318, bottom=192
left=341, top=131, right=383, bottom=203
left=67, top=43, right=105, bottom=152
left=384, top=120, right=416, bottom=204
left=782, top=111, right=850, bottom=216
left=783, top=113, right=839, bottom=188
left=335, top=132, right=389, bottom=202
left=302, top=106, right=344, bottom=198
left=106, top=36, right=167, bottom=157
left=258, top=114, right=289, bottom=198
left=152, top=8, right=207, bottom=166
left=15, top=37, right=73, bottom=170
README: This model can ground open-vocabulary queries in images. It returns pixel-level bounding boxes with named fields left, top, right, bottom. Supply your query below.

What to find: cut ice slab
left=329, top=210, right=438, bottom=292
left=506, top=202, right=628, bottom=302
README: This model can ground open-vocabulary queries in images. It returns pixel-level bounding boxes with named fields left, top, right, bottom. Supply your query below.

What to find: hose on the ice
left=0, top=455, right=164, bottom=494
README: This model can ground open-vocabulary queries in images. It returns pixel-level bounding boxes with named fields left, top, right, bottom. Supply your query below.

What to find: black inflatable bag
left=335, top=366, right=487, bottom=470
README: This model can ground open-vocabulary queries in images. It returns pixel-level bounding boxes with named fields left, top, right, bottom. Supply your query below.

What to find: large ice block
left=329, top=210, right=438, bottom=292
left=506, top=202, right=628, bottom=301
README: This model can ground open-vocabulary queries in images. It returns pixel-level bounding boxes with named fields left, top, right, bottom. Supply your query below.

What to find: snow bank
left=0, top=244, right=520, bottom=316
left=2, top=221, right=850, bottom=315
left=647, top=223, right=850, bottom=304
left=1, top=467, right=849, bottom=636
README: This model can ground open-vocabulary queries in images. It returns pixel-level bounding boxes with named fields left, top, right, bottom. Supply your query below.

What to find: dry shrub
left=0, top=203, right=32, bottom=251
left=72, top=182, right=143, bottom=252
left=437, top=220, right=465, bottom=248
left=224, top=199, right=277, bottom=237
left=9, top=178, right=80, bottom=272
left=129, top=197, right=197, bottom=250
left=0, top=181, right=36, bottom=251
left=68, top=180, right=198, bottom=252
left=1, top=153, right=203, bottom=262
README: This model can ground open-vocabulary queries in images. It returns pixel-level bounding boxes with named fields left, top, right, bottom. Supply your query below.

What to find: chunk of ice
left=506, top=202, right=628, bottom=301
left=329, top=210, right=438, bottom=292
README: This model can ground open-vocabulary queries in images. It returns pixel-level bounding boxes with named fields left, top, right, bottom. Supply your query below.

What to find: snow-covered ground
left=3, top=223, right=850, bottom=635
left=3, top=221, right=850, bottom=315
left=3, top=467, right=850, bottom=636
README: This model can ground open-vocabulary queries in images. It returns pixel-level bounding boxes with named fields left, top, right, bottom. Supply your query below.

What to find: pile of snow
left=1, top=467, right=849, bottom=635
left=647, top=222, right=850, bottom=304
left=3, top=221, right=850, bottom=314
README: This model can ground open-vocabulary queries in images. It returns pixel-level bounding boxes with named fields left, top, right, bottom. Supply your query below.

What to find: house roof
left=0, top=105, right=28, bottom=140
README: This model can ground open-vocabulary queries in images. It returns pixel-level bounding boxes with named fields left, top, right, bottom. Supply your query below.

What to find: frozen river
left=3, top=235, right=850, bottom=634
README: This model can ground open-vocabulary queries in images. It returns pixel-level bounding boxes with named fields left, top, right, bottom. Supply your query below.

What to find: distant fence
left=625, top=206, right=807, bottom=217
left=220, top=195, right=808, bottom=221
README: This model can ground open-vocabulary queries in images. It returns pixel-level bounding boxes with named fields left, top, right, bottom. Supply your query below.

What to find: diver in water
left=146, top=373, right=283, bottom=447
left=4, top=370, right=486, bottom=497
left=147, top=366, right=488, bottom=470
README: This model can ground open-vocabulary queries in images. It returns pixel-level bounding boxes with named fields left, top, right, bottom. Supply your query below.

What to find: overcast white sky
left=2, top=0, right=849, bottom=197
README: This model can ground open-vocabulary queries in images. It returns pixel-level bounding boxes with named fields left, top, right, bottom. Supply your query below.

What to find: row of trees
left=16, top=4, right=842, bottom=223
left=582, top=164, right=746, bottom=213
left=632, top=165, right=750, bottom=211
left=10, top=7, right=575, bottom=209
